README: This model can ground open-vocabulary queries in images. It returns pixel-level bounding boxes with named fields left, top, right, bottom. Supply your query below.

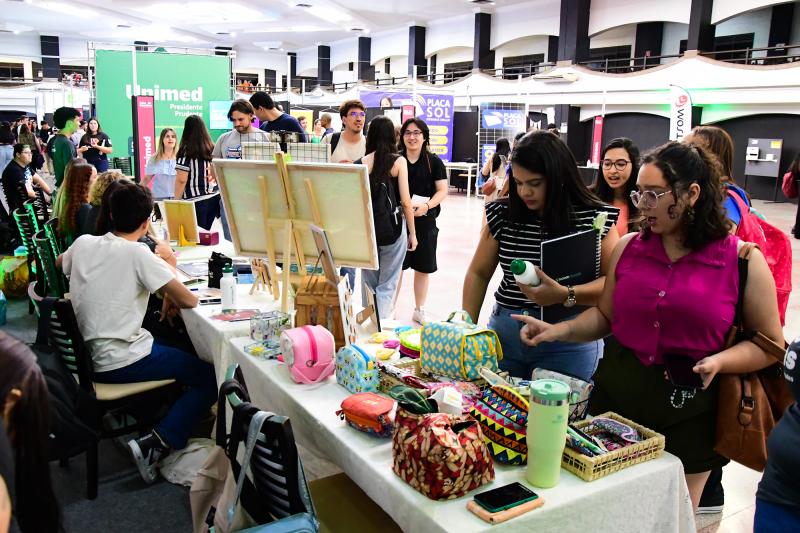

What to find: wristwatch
left=564, top=286, right=577, bottom=308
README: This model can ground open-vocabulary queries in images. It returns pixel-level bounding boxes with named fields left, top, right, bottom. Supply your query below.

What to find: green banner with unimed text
left=95, top=49, right=231, bottom=159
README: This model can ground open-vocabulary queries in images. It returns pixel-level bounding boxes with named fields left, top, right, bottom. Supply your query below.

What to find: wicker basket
left=561, top=412, right=665, bottom=482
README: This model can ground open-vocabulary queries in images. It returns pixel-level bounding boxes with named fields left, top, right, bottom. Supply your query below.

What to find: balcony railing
left=698, top=44, right=800, bottom=65
left=576, top=54, right=682, bottom=73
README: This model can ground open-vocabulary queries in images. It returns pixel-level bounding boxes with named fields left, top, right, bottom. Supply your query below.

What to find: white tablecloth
left=181, top=284, right=285, bottom=380
left=228, top=337, right=696, bottom=533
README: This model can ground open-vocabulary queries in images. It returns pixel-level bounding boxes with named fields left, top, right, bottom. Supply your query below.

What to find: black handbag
left=208, top=251, right=233, bottom=289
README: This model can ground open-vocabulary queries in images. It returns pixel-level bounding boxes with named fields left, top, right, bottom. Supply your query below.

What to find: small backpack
left=356, top=157, right=402, bottom=246
left=372, top=178, right=403, bottom=246
left=726, top=189, right=792, bottom=325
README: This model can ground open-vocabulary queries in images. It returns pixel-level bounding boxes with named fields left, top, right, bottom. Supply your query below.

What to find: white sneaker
left=412, top=308, right=428, bottom=325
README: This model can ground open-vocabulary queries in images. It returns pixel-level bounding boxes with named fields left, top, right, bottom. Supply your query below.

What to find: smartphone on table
left=473, top=482, right=539, bottom=513
left=663, top=353, right=704, bottom=390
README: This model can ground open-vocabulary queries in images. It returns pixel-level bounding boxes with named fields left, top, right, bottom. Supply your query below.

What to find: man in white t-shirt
left=212, top=99, right=269, bottom=240
left=320, top=99, right=366, bottom=163
left=58, top=181, right=216, bottom=484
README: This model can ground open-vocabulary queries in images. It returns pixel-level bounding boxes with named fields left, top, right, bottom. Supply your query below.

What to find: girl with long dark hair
left=592, top=138, right=641, bottom=233
left=1, top=331, right=62, bottom=533
left=478, top=137, right=510, bottom=202
left=395, top=117, right=448, bottom=324
left=174, top=115, right=219, bottom=229
left=359, top=115, right=416, bottom=319
left=77, top=117, right=112, bottom=172
left=463, top=131, right=620, bottom=381
left=513, top=142, right=782, bottom=511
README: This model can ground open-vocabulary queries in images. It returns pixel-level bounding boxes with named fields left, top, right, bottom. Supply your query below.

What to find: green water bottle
left=526, top=379, right=570, bottom=488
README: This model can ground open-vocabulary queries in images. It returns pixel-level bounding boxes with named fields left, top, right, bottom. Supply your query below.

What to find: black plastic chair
left=44, top=218, right=65, bottom=258
left=13, top=206, right=39, bottom=314
left=219, top=367, right=311, bottom=524
left=48, top=298, right=178, bottom=499
left=33, top=229, right=67, bottom=297
left=221, top=365, right=401, bottom=532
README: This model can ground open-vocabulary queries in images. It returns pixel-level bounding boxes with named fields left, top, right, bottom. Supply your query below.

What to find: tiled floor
left=391, top=192, right=800, bottom=532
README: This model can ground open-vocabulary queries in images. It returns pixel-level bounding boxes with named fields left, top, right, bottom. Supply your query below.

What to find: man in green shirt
left=51, top=107, right=81, bottom=188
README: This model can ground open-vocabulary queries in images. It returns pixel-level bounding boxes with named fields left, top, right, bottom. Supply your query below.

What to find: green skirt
left=589, top=337, right=729, bottom=474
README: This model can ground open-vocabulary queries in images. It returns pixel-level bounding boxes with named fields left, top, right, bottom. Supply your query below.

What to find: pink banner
left=401, top=104, right=415, bottom=124
left=591, top=116, right=604, bottom=165
left=132, top=95, right=155, bottom=182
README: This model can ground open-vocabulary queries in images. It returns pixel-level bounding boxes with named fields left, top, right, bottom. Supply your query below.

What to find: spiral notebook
left=539, top=228, right=600, bottom=323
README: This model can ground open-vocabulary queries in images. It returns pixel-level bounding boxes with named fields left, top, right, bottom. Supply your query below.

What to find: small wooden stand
left=249, top=258, right=273, bottom=297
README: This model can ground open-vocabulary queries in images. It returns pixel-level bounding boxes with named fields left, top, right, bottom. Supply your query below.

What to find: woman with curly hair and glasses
left=56, top=161, right=95, bottom=246
left=513, top=141, right=783, bottom=511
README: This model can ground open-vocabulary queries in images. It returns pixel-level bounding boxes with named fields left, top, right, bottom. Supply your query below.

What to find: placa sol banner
left=359, top=90, right=455, bottom=162
left=95, top=50, right=231, bottom=160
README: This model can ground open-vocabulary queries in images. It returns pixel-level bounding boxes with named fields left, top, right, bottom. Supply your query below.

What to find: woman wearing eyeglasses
left=513, top=141, right=783, bottom=511
left=396, top=117, right=448, bottom=325
left=593, top=138, right=640, bottom=234
left=463, top=131, right=620, bottom=382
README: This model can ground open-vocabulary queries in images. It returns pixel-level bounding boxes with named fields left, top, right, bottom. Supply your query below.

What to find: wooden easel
left=249, top=258, right=273, bottom=297
left=250, top=152, right=326, bottom=313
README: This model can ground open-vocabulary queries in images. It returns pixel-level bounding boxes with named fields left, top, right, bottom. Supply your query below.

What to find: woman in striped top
left=174, top=115, right=220, bottom=230
left=463, top=131, right=620, bottom=381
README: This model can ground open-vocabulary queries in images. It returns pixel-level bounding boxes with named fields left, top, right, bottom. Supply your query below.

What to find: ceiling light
left=117, top=24, right=132, bottom=28
left=216, top=32, right=230, bottom=35
left=349, top=27, right=364, bottom=32
left=134, top=2, right=267, bottom=24
left=294, top=2, right=313, bottom=7
left=39, top=1, right=99, bottom=18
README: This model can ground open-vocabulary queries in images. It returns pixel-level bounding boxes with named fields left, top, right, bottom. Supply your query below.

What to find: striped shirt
left=175, top=156, right=217, bottom=200
left=486, top=200, right=619, bottom=310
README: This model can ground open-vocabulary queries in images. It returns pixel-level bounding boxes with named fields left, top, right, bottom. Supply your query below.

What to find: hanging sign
left=131, top=95, right=155, bottom=182
left=591, top=116, right=604, bottom=165
left=669, top=85, right=692, bottom=142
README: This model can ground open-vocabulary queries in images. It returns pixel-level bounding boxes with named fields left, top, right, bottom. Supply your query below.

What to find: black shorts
left=403, top=217, right=438, bottom=273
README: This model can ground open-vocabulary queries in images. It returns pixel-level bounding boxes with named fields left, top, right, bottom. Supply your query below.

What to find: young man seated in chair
left=56, top=181, right=217, bottom=484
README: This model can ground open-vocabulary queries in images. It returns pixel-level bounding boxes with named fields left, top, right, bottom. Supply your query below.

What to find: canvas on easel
left=162, top=199, right=200, bottom=245
left=214, top=156, right=378, bottom=313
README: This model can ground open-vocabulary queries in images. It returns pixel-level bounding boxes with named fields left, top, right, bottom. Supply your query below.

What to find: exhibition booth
left=2, top=41, right=797, bottom=533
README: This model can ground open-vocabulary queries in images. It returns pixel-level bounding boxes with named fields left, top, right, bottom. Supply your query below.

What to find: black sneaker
left=127, top=431, right=170, bottom=484
left=697, top=467, right=724, bottom=514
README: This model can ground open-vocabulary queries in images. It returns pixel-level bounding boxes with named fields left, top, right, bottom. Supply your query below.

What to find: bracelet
left=425, top=202, right=430, bottom=211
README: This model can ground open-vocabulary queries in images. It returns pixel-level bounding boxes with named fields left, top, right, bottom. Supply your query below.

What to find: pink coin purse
left=279, top=325, right=336, bottom=384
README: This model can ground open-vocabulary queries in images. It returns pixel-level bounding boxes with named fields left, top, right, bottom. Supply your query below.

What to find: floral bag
left=391, top=407, right=494, bottom=500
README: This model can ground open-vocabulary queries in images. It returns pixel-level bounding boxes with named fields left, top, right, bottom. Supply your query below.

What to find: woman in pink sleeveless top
left=512, top=142, right=783, bottom=511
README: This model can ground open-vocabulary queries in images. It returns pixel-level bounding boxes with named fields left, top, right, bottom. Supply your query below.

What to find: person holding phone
left=78, top=117, right=112, bottom=172
left=462, top=131, right=619, bottom=382
left=512, top=142, right=784, bottom=511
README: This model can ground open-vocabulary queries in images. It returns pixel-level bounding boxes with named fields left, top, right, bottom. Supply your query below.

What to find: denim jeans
left=488, top=304, right=602, bottom=382
left=340, top=267, right=356, bottom=292
left=362, top=228, right=407, bottom=319
left=219, top=197, right=231, bottom=241
left=755, top=499, right=800, bottom=532
left=94, top=342, right=217, bottom=449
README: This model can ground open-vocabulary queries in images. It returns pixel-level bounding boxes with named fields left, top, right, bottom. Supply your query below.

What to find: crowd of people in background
left=1, top=94, right=799, bottom=533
